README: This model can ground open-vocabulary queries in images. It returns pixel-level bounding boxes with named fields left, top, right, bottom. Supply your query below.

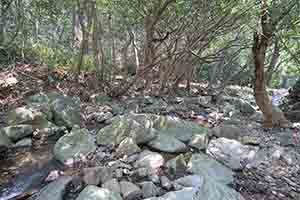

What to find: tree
left=252, top=0, right=289, bottom=127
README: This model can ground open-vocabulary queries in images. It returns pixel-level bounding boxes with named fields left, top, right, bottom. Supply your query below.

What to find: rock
left=165, top=154, right=187, bottom=175
left=102, top=179, right=121, bottom=194
left=28, top=176, right=72, bottom=200
left=120, top=181, right=142, bottom=200
left=134, top=150, right=164, bottom=173
left=188, top=134, right=208, bottom=150
left=115, top=137, right=141, bottom=157
left=194, top=177, right=245, bottom=200
left=147, top=134, right=187, bottom=153
left=50, top=95, right=81, bottom=128
left=211, top=124, right=242, bottom=140
left=223, top=96, right=256, bottom=115
left=14, top=138, right=32, bottom=147
left=54, top=127, right=96, bottom=163
left=160, top=176, right=172, bottom=190
left=96, top=117, right=157, bottom=147
left=1, top=125, right=33, bottom=142
left=82, top=167, right=111, bottom=185
left=250, top=111, right=264, bottom=122
left=8, top=106, right=37, bottom=125
left=144, top=188, right=197, bottom=200
left=174, top=175, right=204, bottom=188
left=0, top=131, right=12, bottom=147
left=76, top=185, right=122, bottom=200
left=207, top=138, right=258, bottom=170
left=149, top=174, right=160, bottom=184
left=158, top=120, right=209, bottom=143
left=134, top=167, right=149, bottom=178
left=187, top=153, right=234, bottom=185
left=140, top=181, right=160, bottom=198
left=115, top=168, right=123, bottom=178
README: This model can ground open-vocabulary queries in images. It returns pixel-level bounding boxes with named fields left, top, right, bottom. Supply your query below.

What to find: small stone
left=120, top=181, right=142, bottom=200
left=102, top=179, right=121, bottom=194
left=140, top=182, right=160, bottom=198
left=160, top=176, right=172, bottom=190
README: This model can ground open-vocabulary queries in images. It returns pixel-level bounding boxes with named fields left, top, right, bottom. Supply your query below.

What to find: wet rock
left=134, top=150, right=164, bottom=173
left=147, top=134, right=187, bottom=153
left=207, top=138, right=258, bottom=170
left=115, top=137, right=141, bottom=157
left=187, top=153, right=234, bottom=185
left=54, top=127, right=96, bottom=163
left=102, top=179, right=121, bottom=194
left=50, top=95, right=81, bottom=128
left=140, top=181, right=160, bottom=198
left=28, top=176, right=72, bottom=200
left=173, top=175, right=204, bottom=188
left=76, top=185, right=122, bottom=200
left=160, top=176, right=172, bottom=190
left=1, top=125, right=33, bottom=142
left=188, top=134, right=208, bottom=150
left=165, top=154, right=187, bottom=175
left=120, top=181, right=142, bottom=200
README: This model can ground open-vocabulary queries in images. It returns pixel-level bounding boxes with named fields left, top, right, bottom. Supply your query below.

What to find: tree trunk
left=91, top=1, right=104, bottom=85
left=252, top=0, right=289, bottom=128
left=266, top=38, right=280, bottom=86
left=129, top=29, right=140, bottom=74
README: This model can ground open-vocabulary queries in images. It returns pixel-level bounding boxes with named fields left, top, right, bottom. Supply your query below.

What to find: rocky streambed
left=0, top=92, right=300, bottom=200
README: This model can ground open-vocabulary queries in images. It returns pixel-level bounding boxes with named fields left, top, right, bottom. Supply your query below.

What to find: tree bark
left=252, top=0, right=289, bottom=128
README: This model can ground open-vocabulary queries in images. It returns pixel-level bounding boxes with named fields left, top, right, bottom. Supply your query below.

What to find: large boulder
left=187, top=153, right=234, bottom=185
left=147, top=134, right=187, bottom=153
left=1, top=125, right=33, bottom=142
left=207, top=138, right=258, bottom=170
left=134, top=150, right=165, bottom=173
left=28, top=176, right=73, bottom=200
left=50, top=95, right=81, bottom=128
left=96, top=116, right=157, bottom=147
left=76, top=185, right=122, bottom=200
left=54, top=127, right=96, bottom=163
left=223, top=96, right=256, bottom=115
left=210, top=124, right=242, bottom=140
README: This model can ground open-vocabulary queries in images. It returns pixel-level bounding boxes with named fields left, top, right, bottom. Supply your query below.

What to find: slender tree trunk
left=129, top=29, right=140, bottom=74
left=91, top=1, right=104, bottom=85
left=253, top=0, right=289, bottom=128
left=266, top=38, right=280, bottom=86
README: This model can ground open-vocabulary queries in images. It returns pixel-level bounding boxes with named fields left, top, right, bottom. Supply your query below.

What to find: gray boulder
left=115, top=137, right=141, bottom=157
left=50, top=95, right=81, bottom=128
left=187, top=153, right=234, bottom=185
left=102, top=179, right=121, bottom=194
left=165, top=154, right=187, bottom=175
left=210, top=124, right=242, bottom=140
left=207, top=138, right=258, bottom=170
left=76, top=185, right=122, bottom=200
left=28, top=176, right=72, bottom=200
left=54, top=127, right=96, bottom=163
left=1, top=125, right=33, bottom=142
left=140, top=182, right=160, bottom=198
left=147, top=134, right=187, bottom=153
left=173, top=175, right=204, bottom=188
left=134, top=150, right=164, bottom=173
left=120, top=181, right=142, bottom=200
